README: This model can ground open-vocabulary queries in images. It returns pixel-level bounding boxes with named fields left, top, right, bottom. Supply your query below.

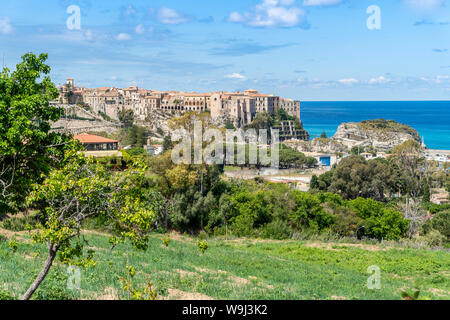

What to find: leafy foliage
left=0, top=53, right=73, bottom=214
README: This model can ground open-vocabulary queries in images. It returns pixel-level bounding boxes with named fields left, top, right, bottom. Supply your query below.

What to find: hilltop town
left=57, top=78, right=305, bottom=135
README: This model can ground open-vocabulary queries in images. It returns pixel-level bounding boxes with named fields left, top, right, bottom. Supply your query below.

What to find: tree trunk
left=21, top=242, right=59, bottom=300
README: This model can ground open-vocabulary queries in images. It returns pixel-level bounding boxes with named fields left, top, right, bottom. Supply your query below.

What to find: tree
left=0, top=53, right=72, bottom=215
left=349, top=197, right=409, bottom=240
left=320, top=131, right=328, bottom=139
left=162, top=135, right=173, bottom=152
left=118, top=109, right=134, bottom=128
left=278, top=145, right=316, bottom=169
left=22, top=151, right=159, bottom=300
left=391, top=140, right=426, bottom=197
left=325, top=156, right=399, bottom=201
left=288, top=191, right=334, bottom=231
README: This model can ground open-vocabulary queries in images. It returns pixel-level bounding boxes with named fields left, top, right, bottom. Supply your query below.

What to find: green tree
left=349, top=197, right=409, bottom=240
left=391, top=140, right=426, bottom=197
left=320, top=131, right=328, bottom=139
left=326, top=156, right=399, bottom=201
left=278, top=145, right=315, bottom=169
left=22, top=151, right=159, bottom=300
left=288, top=191, right=334, bottom=231
left=0, top=53, right=72, bottom=215
left=118, top=109, right=134, bottom=128
left=162, top=135, right=173, bottom=152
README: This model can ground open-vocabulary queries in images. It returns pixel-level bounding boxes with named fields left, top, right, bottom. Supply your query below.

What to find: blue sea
left=300, top=101, right=450, bottom=150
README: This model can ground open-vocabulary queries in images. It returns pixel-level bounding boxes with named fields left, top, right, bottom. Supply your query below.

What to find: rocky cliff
left=286, top=119, right=423, bottom=153
left=332, top=119, right=422, bottom=151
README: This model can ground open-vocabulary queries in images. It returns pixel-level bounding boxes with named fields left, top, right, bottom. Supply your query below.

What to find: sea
left=300, top=101, right=450, bottom=150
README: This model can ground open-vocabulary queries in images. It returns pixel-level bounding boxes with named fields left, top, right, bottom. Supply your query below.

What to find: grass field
left=0, top=231, right=449, bottom=300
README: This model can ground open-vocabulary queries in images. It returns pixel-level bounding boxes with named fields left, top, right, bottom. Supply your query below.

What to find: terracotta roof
left=74, top=133, right=118, bottom=144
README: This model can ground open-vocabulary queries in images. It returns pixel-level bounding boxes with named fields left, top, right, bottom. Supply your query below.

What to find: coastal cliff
left=333, top=119, right=422, bottom=151
left=288, top=119, right=423, bottom=153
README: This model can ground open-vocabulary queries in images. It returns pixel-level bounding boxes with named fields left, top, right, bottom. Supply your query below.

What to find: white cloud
left=303, top=0, right=343, bottom=6
left=404, top=0, right=444, bottom=10
left=338, top=78, right=359, bottom=85
left=368, top=76, right=390, bottom=84
left=226, top=73, right=247, bottom=80
left=116, top=33, right=131, bottom=41
left=228, top=0, right=306, bottom=28
left=135, top=24, right=145, bottom=35
left=124, top=5, right=136, bottom=17
left=158, top=7, right=188, bottom=24
left=84, top=30, right=93, bottom=41
left=0, top=17, right=13, bottom=35
left=422, top=75, right=450, bottom=83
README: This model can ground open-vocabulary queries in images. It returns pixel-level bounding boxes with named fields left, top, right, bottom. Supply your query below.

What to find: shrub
left=231, top=215, right=255, bottom=237
left=288, top=192, right=335, bottom=231
left=261, top=220, right=292, bottom=240
left=431, top=211, right=450, bottom=242
left=197, top=240, right=208, bottom=253
left=7, top=239, right=18, bottom=253
left=429, top=204, right=450, bottom=215
left=330, top=209, right=363, bottom=237
left=349, top=198, right=409, bottom=241
left=162, top=235, right=170, bottom=247
left=422, top=230, right=446, bottom=247
left=197, top=230, right=208, bottom=240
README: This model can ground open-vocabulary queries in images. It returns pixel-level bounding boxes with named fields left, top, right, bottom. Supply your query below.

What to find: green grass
left=0, top=232, right=449, bottom=300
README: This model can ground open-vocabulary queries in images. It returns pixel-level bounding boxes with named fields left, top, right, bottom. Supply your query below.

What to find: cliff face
left=286, top=119, right=423, bottom=153
left=332, top=120, right=422, bottom=151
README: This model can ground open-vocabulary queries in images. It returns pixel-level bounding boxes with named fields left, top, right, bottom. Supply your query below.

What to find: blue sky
left=0, top=0, right=449, bottom=101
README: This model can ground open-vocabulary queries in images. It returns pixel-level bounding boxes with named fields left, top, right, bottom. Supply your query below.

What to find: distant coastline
left=300, top=101, right=450, bottom=150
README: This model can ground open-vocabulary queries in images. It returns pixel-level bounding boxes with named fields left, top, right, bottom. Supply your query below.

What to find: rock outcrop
left=332, top=119, right=422, bottom=151
left=285, top=119, right=423, bottom=153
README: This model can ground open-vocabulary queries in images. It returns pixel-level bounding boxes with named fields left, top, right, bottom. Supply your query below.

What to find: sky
left=0, top=0, right=449, bottom=101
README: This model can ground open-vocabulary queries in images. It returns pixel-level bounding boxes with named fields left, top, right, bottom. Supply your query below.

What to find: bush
left=261, top=220, right=292, bottom=240
left=288, top=192, right=335, bottom=231
left=197, top=230, right=208, bottom=240
left=422, top=230, right=446, bottom=247
left=231, top=215, right=254, bottom=237
left=197, top=240, right=209, bottom=253
left=429, top=204, right=450, bottom=215
left=431, top=211, right=450, bottom=242
left=330, top=209, right=363, bottom=237
left=349, top=198, right=409, bottom=241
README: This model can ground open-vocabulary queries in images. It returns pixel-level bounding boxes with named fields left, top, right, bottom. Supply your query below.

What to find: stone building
left=210, top=93, right=256, bottom=127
